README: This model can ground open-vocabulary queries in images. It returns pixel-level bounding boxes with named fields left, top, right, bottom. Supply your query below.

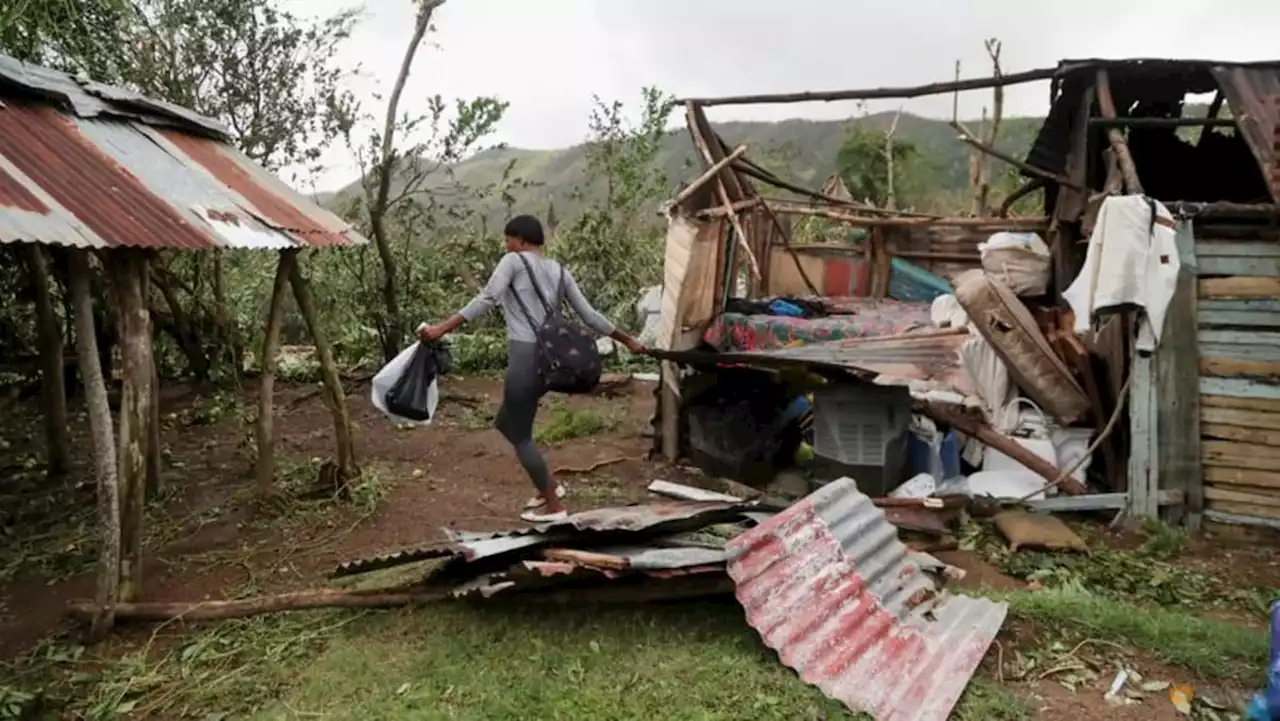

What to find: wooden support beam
left=763, top=200, right=1050, bottom=230
left=108, top=249, right=152, bottom=602
left=256, top=250, right=299, bottom=493
left=68, top=250, right=120, bottom=641
left=1094, top=69, right=1144, bottom=194
left=677, top=64, right=1066, bottom=107
left=288, top=253, right=358, bottom=481
left=685, top=104, right=760, bottom=280
left=23, top=244, right=70, bottom=475
left=666, top=144, right=748, bottom=212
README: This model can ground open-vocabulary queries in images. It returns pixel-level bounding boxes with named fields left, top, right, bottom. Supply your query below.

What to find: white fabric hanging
left=1062, top=195, right=1180, bottom=352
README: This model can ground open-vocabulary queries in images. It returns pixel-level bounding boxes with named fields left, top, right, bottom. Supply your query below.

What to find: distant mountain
left=321, top=111, right=1048, bottom=223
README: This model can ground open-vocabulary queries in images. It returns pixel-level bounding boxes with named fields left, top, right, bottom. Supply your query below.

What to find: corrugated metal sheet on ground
left=535, top=500, right=755, bottom=533
left=0, top=54, right=366, bottom=250
left=727, top=477, right=1007, bottom=721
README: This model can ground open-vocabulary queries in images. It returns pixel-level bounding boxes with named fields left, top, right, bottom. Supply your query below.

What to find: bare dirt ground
left=0, top=373, right=1275, bottom=719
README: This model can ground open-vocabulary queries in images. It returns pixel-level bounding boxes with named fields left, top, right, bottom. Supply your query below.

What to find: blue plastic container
left=1247, top=600, right=1280, bottom=720
left=907, top=429, right=960, bottom=481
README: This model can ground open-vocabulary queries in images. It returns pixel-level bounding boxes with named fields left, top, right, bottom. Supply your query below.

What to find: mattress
left=704, top=298, right=932, bottom=352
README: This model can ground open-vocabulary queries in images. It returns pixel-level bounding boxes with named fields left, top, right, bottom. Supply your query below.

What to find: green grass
left=534, top=403, right=619, bottom=444
left=251, top=601, right=857, bottom=721
left=998, top=587, right=1267, bottom=683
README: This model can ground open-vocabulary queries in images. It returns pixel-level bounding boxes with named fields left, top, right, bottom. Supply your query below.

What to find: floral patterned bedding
left=702, top=297, right=933, bottom=352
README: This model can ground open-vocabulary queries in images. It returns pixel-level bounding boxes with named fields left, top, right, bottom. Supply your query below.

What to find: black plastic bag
left=385, top=341, right=449, bottom=422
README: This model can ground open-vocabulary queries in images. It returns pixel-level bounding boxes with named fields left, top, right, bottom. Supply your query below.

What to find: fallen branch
left=66, top=588, right=448, bottom=623
left=553, top=455, right=636, bottom=475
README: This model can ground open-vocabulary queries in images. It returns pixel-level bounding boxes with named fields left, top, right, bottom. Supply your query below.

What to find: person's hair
left=503, top=215, right=545, bottom=246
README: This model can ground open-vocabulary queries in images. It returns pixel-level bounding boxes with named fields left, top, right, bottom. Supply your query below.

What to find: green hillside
left=323, top=110, right=1048, bottom=221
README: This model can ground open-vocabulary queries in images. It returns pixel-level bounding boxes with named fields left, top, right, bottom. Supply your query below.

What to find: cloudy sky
left=283, top=0, right=1279, bottom=192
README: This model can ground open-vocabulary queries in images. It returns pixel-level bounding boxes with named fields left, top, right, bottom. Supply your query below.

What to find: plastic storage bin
left=810, top=383, right=911, bottom=496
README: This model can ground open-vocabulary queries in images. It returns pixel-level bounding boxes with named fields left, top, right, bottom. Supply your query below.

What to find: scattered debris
left=647, top=479, right=743, bottom=503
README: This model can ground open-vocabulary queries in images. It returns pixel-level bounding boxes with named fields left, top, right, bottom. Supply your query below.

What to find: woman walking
left=417, top=215, right=647, bottom=522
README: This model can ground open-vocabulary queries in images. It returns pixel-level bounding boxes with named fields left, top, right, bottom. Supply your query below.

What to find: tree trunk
left=255, top=251, right=297, bottom=493
left=151, top=267, right=209, bottom=380
left=68, top=251, right=120, bottom=642
left=367, top=0, right=442, bottom=361
left=108, top=250, right=151, bottom=603
left=212, top=250, right=242, bottom=383
left=24, top=244, right=70, bottom=475
left=288, top=254, right=358, bottom=480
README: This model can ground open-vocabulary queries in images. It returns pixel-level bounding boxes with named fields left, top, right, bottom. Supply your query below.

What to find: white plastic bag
left=371, top=342, right=439, bottom=426
left=979, top=232, right=1051, bottom=296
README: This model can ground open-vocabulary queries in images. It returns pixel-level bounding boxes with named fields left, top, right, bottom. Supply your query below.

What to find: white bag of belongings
left=636, top=285, right=663, bottom=348
left=930, top=293, right=969, bottom=329
left=978, top=232, right=1052, bottom=296
left=372, top=342, right=440, bottom=426
left=1062, top=195, right=1179, bottom=352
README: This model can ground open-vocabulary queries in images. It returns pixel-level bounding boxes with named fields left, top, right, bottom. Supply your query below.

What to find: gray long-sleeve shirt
left=458, top=252, right=616, bottom=343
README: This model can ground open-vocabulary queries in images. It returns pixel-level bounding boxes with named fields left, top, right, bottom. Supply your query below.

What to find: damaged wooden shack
left=651, top=57, right=1280, bottom=532
left=0, top=53, right=364, bottom=637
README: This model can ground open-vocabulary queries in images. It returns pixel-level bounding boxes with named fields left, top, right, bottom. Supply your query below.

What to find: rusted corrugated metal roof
left=0, top=54, right=366, bottom=250
left=0, top=52, right=229, bottom=137
left=727, top=477, right=1007, bottom=721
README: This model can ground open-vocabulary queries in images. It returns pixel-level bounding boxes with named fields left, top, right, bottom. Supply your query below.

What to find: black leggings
left=494, top=341, right=552, bottom=492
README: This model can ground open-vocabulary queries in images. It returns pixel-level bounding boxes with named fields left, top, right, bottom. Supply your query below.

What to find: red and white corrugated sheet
left=727, top=477, right=1007, bottom=721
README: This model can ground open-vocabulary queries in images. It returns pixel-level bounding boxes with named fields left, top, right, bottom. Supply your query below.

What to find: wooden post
left=24, top=244, right=70, bottom=475
left=68, top=250, right=120, bottom=640
left=1157, top=221, right=1201, bottom=528
left=1094, top=68, right=1144, bottom=195
left=108, top=250, right=152, bottom=602
left=256, top=250, right=298, bottom=493
left=288, top=253, right=358, bottom=480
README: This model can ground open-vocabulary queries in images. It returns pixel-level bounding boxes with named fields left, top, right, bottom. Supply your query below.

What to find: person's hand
left=622, top=335, right=648, bottom=355
left=417, top=323, right=444, bottom=342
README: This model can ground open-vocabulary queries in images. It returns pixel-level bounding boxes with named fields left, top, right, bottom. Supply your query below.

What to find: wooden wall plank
left=1199, top=343, right=1280, bottom=362
left=1203, top=438, right=1280, bottom=469
left=1200, top=357, right=1280, bottom=381
left=1207, top=501, right=1280, bottom=520
left=1200, top=277, right=1280, bottom=299
left=1202, top=422, right=1280, bottom=446
left=1195, top=241, right=1280, bottom=258
left=1199, top=330, right=1280, bottom=347
left=1202, top=394, right=1280, bottom=411
left=1202, top=405, right=1280, bottom=430
left=1198, top=308, right=1280, bottom=327
left=1198, top=256, right=1280, bottom=277
left=1204, top=466, right=1280, bottom=489
left=1204, top=486, right=1280, bottom=507
left=1199, top=377, right=1280, bottom=400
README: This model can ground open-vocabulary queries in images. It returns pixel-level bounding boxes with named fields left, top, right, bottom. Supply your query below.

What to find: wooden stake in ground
left=69, top=250, right=121, bottom=641
left=288, top=253, right=358, bottom=481
left=23, top=244, right=70, bottom=476
left=108, top=250, right=153, bottom=602
left=256, top=250, right=298, bottom=493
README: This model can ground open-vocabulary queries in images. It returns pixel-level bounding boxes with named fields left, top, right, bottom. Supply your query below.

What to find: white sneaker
left=523, top=484, right=567, bottom=510
left=520, top=509, right=568, bottom=523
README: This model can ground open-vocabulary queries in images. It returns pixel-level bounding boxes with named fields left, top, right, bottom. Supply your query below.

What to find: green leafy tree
left=834, top=125, right=919, bottom=208
left=553, top=87, right=675, bottom=323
